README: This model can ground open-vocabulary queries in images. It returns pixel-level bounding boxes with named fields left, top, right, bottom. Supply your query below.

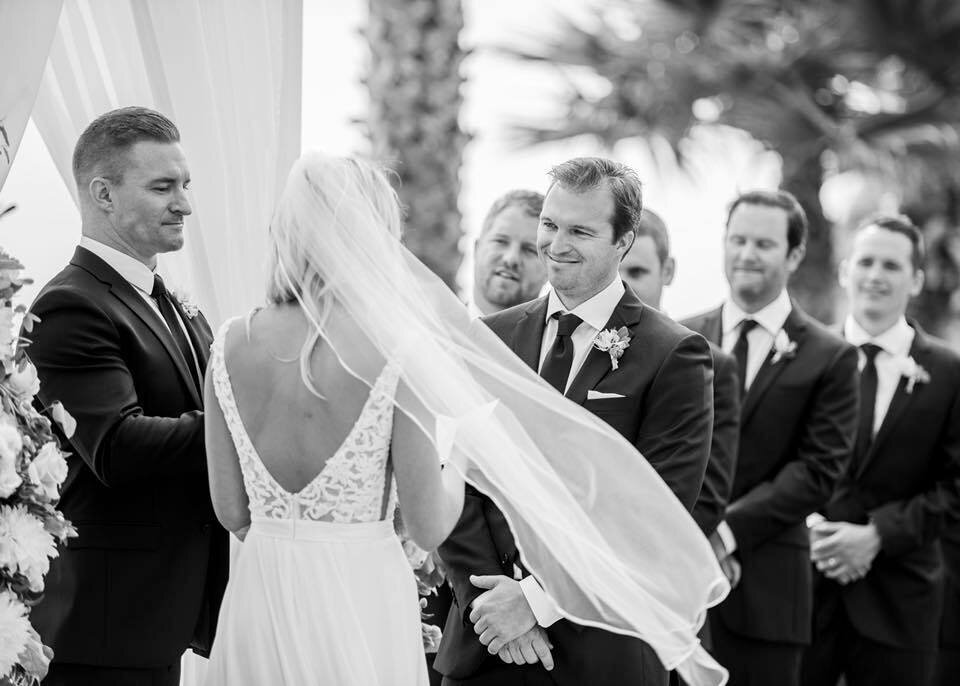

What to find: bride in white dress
left=202, top=151, right=731, bottom=685
left=202, top=157, right=464, bottom=685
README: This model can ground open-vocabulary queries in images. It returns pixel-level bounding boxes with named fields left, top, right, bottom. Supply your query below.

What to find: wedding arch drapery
left=24, top=0, right=303, bottom=327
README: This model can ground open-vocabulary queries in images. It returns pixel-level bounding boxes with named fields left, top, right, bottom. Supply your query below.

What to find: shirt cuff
left=716, top=520, right=737, bottom=555
left=519, top=576, right=563, bottom=628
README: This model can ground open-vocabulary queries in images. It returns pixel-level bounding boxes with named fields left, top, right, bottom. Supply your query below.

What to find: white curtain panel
left=0, top=0, right=63, bottom=190
left=31, top=0, right=303, bottom=326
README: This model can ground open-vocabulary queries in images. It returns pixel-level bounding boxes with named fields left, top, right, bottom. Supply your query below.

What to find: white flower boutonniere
left=893, top=355, right=930, bottom=394
left=593, top=326, right=631, bottom=370
left=170, top=288, right=199, bottom=319
left=771, top=330, right=798, bottom=364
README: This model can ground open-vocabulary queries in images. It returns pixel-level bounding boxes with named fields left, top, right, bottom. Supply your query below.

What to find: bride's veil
left=269, top=151, right=729, bottom=685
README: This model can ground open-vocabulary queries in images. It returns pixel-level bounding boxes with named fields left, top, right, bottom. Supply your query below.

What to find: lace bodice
left=210, top=317, right=399, bottom=523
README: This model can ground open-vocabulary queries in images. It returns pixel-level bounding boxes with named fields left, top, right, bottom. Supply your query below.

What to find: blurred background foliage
left=491, top=0, right=960, bottom=338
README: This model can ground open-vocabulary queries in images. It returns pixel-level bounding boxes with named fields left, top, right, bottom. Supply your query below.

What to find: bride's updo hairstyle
left=266, top=152, right=404, bottom=392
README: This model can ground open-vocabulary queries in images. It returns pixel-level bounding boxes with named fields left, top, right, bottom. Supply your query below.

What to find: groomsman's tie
left=733, top=318, right=758, bottom=394
left=540, top=312, right=583, bottom=394
left=151, top=274, right=201, bottom=390
left=854, top=343, right=882, bottom=460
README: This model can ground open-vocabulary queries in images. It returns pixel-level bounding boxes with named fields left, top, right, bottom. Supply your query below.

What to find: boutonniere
left=771, top=330, right=798, bottom=364
left=593, top=327, right=631, bottom=370
left=170, top=287, right=199, bottom=319
left=893, top=355, right=930, bottom=393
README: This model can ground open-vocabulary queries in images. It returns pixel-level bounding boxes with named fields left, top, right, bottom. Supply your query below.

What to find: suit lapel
left=510, top=297, right=548, bottom=372
left=855, top=325, right=929, bottom=477
left=71, top=248, right=203, bottom=407
left=741, top=307, right=807, bottom=424
left=565, top=288, right=644, bottom=405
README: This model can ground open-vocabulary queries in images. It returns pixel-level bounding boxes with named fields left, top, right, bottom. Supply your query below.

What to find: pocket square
left=586, top=390, right=625, bottom=400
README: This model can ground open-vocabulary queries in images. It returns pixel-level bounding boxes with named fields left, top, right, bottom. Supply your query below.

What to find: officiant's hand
left=469, top=574, right=536, bottom=653
left=496, top=626, right=554, bottom=670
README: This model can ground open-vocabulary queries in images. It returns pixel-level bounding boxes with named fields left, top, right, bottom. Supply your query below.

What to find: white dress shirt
left=721, top=288, right=793, bottom=390
left=518, top=277, right=625, bottom=627
left=538, top=277, right=625, bottom=394
left=844, top=315, right=915, bottom=436
left=79, top=237, right=201, bottom=377
left=715, top=288, right=793, bottom=554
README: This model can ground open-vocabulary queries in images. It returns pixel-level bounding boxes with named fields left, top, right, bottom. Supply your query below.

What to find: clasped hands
left=707, top=531, right=741, bottom=588
left=468, top=574, right=554, bottom=671
left=809, top=519, right=880, bottom=585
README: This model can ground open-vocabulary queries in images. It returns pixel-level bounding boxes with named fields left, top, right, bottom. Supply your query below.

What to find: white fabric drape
left=0, top=0, right=64, bottom=190
left=30, top=0, right=303, bottom=327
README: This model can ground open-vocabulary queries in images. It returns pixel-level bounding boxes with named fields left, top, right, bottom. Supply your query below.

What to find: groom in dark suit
left=682, top=190, right=859, bottom=686
left=26, top=107, right=227, bottom=686
left=800, top=216, right=960, bottom=686
left=436, top=157, right=714, bottom=686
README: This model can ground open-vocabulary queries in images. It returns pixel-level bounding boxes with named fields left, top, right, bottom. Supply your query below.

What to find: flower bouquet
left=395, top=510, right=447, bottom=653
left=0, top=245, right=77, bottom=685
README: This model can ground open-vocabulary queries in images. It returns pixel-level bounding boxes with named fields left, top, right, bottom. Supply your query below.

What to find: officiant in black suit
left=436, top=157, right=714, bottom=686
left=800, top=216, right=960, bottom=686
left=682, top=190, right=859, bottom=686
left=26, top=107, right=228, bottom=686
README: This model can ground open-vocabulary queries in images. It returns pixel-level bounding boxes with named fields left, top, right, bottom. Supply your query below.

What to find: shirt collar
left=722, top=288, right=792, bottom=339
left=545, top=277, right=625, bottom=331
left=843, top=315, right=914, bottom=357
left=80, top=237, right=156, bottom=295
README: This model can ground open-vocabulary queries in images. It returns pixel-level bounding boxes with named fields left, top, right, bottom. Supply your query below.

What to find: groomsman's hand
left=496, top=626, right=554, bottom=670
left=810, top=520, right=880, bottom=584
left=469, top=574, right=536, bottom=653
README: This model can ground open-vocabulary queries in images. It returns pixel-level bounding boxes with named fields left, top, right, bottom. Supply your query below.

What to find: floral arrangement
left=593, top=327, right=631, bottom=370
left=771, top=330, right=798, bottom=364
left=0, top=245, right=77, bottom=685
left=893, top=355, right=931, bottom=394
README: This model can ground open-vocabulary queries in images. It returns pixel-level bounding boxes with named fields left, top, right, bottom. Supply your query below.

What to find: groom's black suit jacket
left=682, top=303, right=858, bottom=645
left=26, top=247, right=228, bottom=668
left=436, top=285, right=714, bottom=686
left=818, top=323, right=960, bottom=651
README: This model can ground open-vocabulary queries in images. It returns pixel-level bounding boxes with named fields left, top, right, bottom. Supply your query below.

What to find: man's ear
left=838, top=258, right=850, bottom=290
left=617, top=230, right=636, bottom=256
left=910, top=268, right=925, bottom=298
left=786, top=242, right=806, bottom=273
left=662, top=256, right=676, bottom=287
left=89, top=177, right=114, bottom=212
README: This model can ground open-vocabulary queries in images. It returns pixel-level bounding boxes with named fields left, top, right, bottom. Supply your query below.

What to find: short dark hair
left=857, top=214, right=926, bottom=271
left=546, top=157, right=643, bottom=242
left=481, top=190, right=544, bottom=235
left=72, top=106, right=180, bottom=188
left=726, top=189, right=808, bottom=252
left=634, top=208, right=670, bottom=265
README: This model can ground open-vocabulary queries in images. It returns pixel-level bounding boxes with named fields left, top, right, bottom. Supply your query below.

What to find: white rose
left=0, top=306, right=14, bottom=349
left=27, top=442, right=68, bottom=502
left=49, top=402, right=76, bottom=439
left=0, top=422, right=23, bottom=463
left=0, top=454, right=21, bottom=499
left=7, top=361, right=40, bottom=399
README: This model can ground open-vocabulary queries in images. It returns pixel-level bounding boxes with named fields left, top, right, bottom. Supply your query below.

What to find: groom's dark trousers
left=27, top=248, right=228, bottom=683
left=800, top=323, right=960, bottom=686
left=683, top=303, right=858, bottom=686
left=436, top=285, right=714, bottom=686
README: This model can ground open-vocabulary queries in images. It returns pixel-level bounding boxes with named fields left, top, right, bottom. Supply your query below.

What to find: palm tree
left=364, top=0, right=469, bottom=291
left=501, top=0, right=960, bottom=331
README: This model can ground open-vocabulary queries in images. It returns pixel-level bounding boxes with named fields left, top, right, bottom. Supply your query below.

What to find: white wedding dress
left=204, top=318, right=428, bottom=685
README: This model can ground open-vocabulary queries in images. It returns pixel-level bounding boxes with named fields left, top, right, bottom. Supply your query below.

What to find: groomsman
left=469, top=190, right=547, bottom=317
left=26, top=107, right=227, bottom=686
left=800, top=216, right=960, bottom=686
left=437, top=157, right=714, bottom=686
left=619, top=208, right=741, bottom=541
left=937, top=525, right=960, bottom=685
left=683, top=190, right=859, bottom=686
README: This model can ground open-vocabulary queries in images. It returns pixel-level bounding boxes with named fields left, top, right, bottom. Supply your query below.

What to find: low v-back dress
left=204, top=317, right=428, bottom=685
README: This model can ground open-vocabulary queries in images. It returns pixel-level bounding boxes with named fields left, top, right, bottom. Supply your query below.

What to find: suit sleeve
left=693, top=348, right=740, bottom=535
left=26, top=288, right=206, bottom=487
left=635, top=332, right=713, bottom=511
left=870, top=366, right=960, bottom=556
left=438, top=485, right=507, bottom=622
left=727, top=342, right=859, bottom=551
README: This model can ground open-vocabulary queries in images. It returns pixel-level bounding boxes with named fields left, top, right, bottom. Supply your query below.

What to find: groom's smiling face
left=538, top=183, right=632, bottom=308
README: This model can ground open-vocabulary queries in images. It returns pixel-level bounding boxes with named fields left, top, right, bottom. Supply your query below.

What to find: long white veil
left=271, top=152, right=729, bottom=685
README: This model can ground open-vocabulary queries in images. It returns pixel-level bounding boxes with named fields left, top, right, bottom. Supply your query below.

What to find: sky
left=0, top=0, right=780, bottom=318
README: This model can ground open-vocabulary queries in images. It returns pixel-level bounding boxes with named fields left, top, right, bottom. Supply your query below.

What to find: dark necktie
left=539, top=312, right=583, bottom=394
left=854, top=343, right=882, bottom=461
left=732, top=319, right=758, bottom=394
left=151, top=274, right=200, bottom=390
